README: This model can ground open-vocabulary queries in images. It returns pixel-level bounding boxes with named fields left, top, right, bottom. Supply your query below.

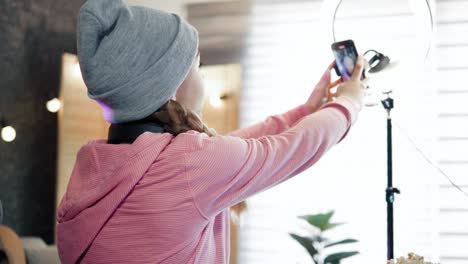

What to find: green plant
left=289, top=211, right=359, bottom=264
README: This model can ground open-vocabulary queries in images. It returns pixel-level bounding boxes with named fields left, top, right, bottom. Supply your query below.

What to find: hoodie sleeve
left=185, top=97, right=361, bottom=218
left=227, top=104, right=311, bottom=139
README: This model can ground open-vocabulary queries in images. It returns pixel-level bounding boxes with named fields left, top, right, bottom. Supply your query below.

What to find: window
left=236, top=0, right=464, bottom=263
left=435, top=0, right=468, bottom=263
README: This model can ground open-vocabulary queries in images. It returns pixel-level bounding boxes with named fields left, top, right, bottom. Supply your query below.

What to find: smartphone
left=331, top=40, right=365, bottom=80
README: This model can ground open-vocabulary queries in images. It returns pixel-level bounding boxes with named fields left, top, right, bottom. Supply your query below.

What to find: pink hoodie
left=56, top=97, right=360, bottom=264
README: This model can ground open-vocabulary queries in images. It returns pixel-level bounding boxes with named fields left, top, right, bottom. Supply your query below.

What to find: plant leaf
left=324, top=251, right=359, bottom=263
left=324, top=239, right=358, bottom=248
left=322, top=222, right=344, bottom=232
left=299, top=211, right=335, bottom=231
left=289, top=233, right=318, bottom=260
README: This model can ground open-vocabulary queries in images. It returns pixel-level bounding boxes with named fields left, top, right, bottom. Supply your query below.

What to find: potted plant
left=289, top=211, right=359, bottom=264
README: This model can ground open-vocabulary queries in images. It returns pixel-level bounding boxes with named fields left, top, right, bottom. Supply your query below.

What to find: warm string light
left=1, top=56, right=83, bottom=143
left=1, top=120, right=16, bottom=143
left=209, top=94, right=224, bottom=108
left=1, top=126, right=16, bottom=142
left=46, top=60, right=81, bottom=112
left=46, top=98, right=61, bottom=113
left=45, top=60, right=78, bottom=113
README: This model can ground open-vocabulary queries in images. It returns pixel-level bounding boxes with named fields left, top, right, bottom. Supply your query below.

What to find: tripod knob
left=386, top=187, right=400, bottom=203
left=381, top=97, right=394, bottom=110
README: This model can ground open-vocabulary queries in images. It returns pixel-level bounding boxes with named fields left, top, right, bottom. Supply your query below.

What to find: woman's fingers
left=351, top=56, right=365, bottom=81
left=305, top=61, right=341, bottom=111
left=327, top=78, right=342, bottom=101
left=329, top=78, right=342, bottom=89
left=317, top=61, right=337, bottom=90
left=328, top=61, right=336, bottom=71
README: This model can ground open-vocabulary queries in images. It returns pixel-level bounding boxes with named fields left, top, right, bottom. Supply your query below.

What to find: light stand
left=328, top=0, right=434, bottom=258
left=381, top=91, right=400, bottom=260
left=364, top=49, right=401, bottom=260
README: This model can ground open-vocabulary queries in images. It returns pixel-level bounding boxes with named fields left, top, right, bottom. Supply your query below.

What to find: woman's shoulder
left=174, top=130, right=245, bottom=154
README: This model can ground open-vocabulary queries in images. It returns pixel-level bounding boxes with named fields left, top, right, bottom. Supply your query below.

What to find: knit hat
left=77, top=0, right=199, bottom=123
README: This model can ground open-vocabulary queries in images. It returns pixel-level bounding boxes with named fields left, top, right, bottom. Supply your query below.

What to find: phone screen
left=332, top=40, right=361, bottom=80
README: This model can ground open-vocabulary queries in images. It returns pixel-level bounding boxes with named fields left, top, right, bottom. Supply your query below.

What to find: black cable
left=394, top=122, right=468, bottom=198
left=424, top=0, right=434, bottom=59
left=364, top=49, right=380, bottom=56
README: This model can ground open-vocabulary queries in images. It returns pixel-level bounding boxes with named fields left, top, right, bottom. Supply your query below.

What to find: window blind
left=435, top=0, right=468, bottom=263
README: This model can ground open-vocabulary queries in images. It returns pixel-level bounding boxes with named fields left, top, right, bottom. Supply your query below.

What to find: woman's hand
left=304, top=62, right=339, bottom=113
left=305, top=56, right=366, bottom=113
left=334, top=56, right=366, bottom=105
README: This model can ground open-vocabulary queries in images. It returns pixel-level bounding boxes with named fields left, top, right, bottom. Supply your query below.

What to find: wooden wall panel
left=56, top=54, right=109, bottom=208
left=201, top=64, right=241, bottom=135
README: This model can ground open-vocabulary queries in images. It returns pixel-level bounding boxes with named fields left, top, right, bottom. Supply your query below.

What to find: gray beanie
left=77, top=0, right=199, bottom=123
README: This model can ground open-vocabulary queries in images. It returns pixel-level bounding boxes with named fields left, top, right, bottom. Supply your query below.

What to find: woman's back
left=78, top=132, right=230, bottom=264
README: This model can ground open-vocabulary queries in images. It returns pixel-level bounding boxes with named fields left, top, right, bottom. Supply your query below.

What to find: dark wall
left=0, top=0, right=86, bottom=244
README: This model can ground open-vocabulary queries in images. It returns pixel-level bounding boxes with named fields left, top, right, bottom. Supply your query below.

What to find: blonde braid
left=148, top=100, right=247, bottom=220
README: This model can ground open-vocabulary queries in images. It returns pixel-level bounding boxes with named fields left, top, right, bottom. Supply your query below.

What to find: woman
left=56, top=0, right=365, bottom=263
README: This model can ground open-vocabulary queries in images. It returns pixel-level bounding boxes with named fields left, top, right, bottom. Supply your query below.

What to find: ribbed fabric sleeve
left=186, top=97, right=361, bottom=217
